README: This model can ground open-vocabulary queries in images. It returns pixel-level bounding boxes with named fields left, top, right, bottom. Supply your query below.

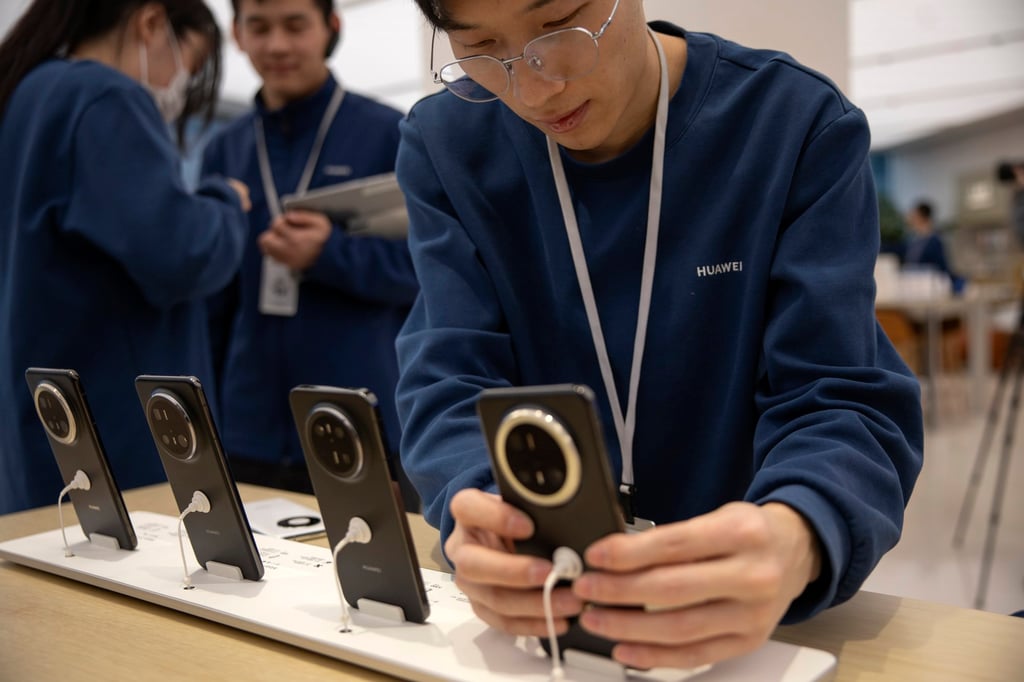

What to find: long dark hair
left=0, top=0, right=222, bottom=146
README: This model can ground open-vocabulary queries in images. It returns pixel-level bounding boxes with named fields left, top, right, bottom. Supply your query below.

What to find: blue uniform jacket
left=395, top=26, right=924, bottom=623
left=201, top=75, right=418, bottom=465
left=0, top=60, right=247, bottom=513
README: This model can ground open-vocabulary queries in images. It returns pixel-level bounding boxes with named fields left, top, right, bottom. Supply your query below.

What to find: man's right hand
left=445, top=488, right=584, bottom=637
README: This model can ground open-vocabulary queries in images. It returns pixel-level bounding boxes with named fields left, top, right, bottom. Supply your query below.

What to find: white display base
left=0, top=512, right=836, bottom=682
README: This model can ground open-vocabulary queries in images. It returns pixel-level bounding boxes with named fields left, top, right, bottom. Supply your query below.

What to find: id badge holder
left=258, top=255, right=299, bottom=317
left=625, top=517, right=656, bottom=534
left=620, top=484, right=655, bottom=534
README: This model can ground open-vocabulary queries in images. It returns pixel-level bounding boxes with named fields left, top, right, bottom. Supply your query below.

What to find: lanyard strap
left=546, top=28, right=669, bottom=490
left=254, top=83, right=346, bottom=218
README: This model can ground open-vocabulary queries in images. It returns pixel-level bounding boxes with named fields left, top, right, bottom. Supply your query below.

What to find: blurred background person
left=201, top=0, right=419, bottom=506
left=903, top=199, right=966, bottom=296
left=0, top=0, right=250, bottom=514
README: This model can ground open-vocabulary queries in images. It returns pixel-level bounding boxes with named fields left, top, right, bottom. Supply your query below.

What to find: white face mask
left=139, top=26, right=190, bottom=123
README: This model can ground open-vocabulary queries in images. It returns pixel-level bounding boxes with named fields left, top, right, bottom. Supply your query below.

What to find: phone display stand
left=87, top=532, right=122, bottom=551
left=0, top=511, right=837, bottom=682
left=206, top=560, right=245, bottom=581
left=355, top=597, right=406, bottom=623
left=564, top=649, right=628, bottom=680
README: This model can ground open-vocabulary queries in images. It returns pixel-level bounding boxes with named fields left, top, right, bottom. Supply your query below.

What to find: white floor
left=861, top=372, right=1024, bottom=616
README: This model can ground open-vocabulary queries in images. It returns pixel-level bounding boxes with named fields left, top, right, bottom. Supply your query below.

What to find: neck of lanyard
left=546, top=28, right=668, bottom=495
left=254, top=83, right=345, bottom=218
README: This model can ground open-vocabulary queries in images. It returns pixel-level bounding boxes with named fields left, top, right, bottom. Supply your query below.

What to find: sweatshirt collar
left=255, top=72, right=338, bottom=134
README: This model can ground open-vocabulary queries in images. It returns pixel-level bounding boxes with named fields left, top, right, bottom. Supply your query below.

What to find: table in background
left=876, top=284, right=1016, bottom=425
left=2, top=483, right=1022, bottom=681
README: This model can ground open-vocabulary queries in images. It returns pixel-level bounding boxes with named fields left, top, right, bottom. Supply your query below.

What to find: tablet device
left=281, top=173, right=408, bottom=239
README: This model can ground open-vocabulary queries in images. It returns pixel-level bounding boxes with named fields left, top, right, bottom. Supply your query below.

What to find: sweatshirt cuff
left=755, top=484, right=851, bottom=623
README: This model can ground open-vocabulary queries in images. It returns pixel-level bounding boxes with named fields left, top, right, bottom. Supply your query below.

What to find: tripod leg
left=953, top=331, right=1016, bottom=547
left=973, top=331, right=1024, bottom=609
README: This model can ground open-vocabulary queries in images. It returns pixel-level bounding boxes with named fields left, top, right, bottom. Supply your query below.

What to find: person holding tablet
left=395, top=0, right=923, bottom=670
left=0, top=0, right=249, bottom=514
left=201, top=0, right=419, bottom=505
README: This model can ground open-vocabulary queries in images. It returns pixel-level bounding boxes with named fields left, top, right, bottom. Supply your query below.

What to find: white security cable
left=57, top=470, right=91, bottom=557
left=331, top=517, right=373, bottom=632
left=177, top=491, right=211, bottom=589
left=543, top=547, right=584, bottom=680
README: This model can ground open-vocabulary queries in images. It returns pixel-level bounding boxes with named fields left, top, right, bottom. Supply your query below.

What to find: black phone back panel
left=289, top=385, right=429, bottom=623
left=135, top=375, right=263, bottom=581
left=477, top=384, right=625, bottom=659
left=25, top=368, right=137, bottom=550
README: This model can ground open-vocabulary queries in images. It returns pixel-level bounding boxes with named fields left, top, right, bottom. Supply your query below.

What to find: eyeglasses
left=431, top=0, right=621, bottom=103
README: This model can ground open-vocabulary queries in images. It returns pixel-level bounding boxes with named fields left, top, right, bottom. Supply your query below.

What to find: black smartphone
left=135, top=375, right=264, bottom=581
left=477, top=384, right=626, bottom=660
left=24, top=368, right=138, bottom=550
left=289, top=385, right=430, bottom=624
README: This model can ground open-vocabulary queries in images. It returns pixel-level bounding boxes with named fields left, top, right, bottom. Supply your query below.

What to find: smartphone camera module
left=306, top=404, right=364, bottom=480
left=33, top=381, right=77, bottom=445
left=146, top=390, right=197, bottom=461
left=495, top=407, right=582, bottom=507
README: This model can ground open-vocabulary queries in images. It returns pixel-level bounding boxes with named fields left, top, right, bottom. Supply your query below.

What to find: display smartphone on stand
left=289, top=385, right=430, bottom=624
left=24, top=368, right=137, bottom=550
left=477, top=384, right=628, bottom=662
left=135, top=375, right=264, bottom=581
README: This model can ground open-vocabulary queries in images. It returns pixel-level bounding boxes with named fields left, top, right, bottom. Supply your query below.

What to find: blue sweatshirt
left=201, top=75, right=418, bottom=465
left=395, top=26, right=924, bottom=622
left=0, top=60, right=247, bottom=514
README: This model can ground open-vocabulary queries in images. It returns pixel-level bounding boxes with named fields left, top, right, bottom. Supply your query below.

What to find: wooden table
left=2, top=484, right=1022, bottom=681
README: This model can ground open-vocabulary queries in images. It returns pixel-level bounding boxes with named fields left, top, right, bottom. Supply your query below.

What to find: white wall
left=643, top=0, right=849, bottom=92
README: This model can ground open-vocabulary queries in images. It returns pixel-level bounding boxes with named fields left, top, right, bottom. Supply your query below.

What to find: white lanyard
left=254, top=83, right=345, bottom=218
left=546, top=29, right=669, bottom=500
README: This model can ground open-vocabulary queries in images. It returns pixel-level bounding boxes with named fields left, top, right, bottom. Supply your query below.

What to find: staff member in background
left=0, top=0, right=250, bottom=514
left=396, top=0, right=923, bottom=670
left=903, top=200, right=966, bottom=295
left=201, top=0, right=419, bottom=505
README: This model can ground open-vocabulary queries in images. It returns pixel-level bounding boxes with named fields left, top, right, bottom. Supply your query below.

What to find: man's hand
left=573, top=501, right=821, bottom=670
left=445, top=488, right=584, bottom=637
left=258, top=209, right=333, bottom=271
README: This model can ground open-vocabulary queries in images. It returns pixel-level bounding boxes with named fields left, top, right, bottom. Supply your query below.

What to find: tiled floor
left=861, top=372, right=1024, bottom=616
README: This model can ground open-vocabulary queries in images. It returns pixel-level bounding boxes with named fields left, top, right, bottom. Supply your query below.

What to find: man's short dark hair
left=231, top=0, right=339, bottom=57
left=914, top=201, right=933, bottom=221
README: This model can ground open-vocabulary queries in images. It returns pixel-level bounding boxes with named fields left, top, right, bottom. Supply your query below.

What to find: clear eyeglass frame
left=430, top=0, right=621, bottom=103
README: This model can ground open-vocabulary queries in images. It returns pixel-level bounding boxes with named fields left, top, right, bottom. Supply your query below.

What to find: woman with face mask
left=0, top=0, right=251, bottom=514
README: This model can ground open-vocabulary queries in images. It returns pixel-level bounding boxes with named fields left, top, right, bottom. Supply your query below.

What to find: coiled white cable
left=177, top=491, right=211, bottom=589
left=331, top=517, right=373, bottom=632
left=543, top=546, right=584, bottom=680
left=57, top=470, right=91, bottom=557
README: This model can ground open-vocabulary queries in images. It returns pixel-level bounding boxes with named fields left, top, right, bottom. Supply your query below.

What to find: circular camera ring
left=146, top=389, right=198, bottom=461
left=305, top=403, right=364, bottom=480
left=33, top=381, right=77, bottom=445
left=494, top=407, right=582, bottom=508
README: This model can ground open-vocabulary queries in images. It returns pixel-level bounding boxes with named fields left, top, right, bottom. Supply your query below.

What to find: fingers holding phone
left=446, top=488, right=583, bottom=637
left=573, top=501, right=822, bottom=670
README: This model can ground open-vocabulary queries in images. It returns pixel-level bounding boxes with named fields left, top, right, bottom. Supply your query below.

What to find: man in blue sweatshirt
left=396, top=0, right=923, bottom=670
left=202, top=0, right=419, bottom=499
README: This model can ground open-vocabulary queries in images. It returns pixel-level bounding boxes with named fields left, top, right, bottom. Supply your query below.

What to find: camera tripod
left=952, top=293, right=1024, bottom=610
